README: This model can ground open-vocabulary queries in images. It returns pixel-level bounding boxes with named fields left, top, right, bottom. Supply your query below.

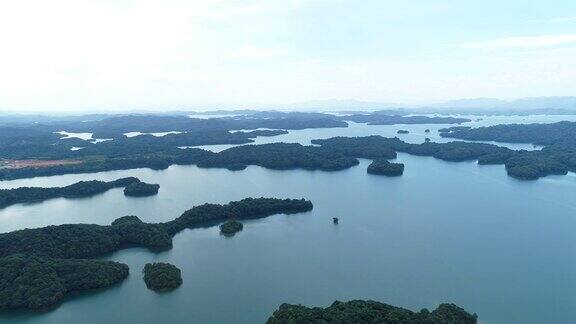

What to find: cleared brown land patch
left=0, top=159, right=84, bottom=169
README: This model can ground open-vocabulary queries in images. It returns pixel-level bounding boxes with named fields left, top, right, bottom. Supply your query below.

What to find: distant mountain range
left=2, top=96, right=576, bottom=117
left=274, top=97, right=576, bottom=115
left=276, top=99, right=409, bottom=111
left=434, top=96, right=576, bottom=110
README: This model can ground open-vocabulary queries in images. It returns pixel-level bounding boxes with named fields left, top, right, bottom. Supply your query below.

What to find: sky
left=0, top=0, right=575, bottom=111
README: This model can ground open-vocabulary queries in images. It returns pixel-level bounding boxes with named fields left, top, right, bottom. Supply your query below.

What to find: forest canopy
left=219, top=220, right=243, bottom=236
left=143, top=262, right=182, bottom=292
left=0, top=197, right=313, bottom=311
left=0, top=198, right=314, bottom=260
left=0, top=254, right=128, bottom=310
left=0, top=177, right=141, bottom=209
left=367, top=159, right=404, bottom=176
left=0, top=114, right=575, bottom=181
left=123, top=182, right=160, bottom=197
left=266, top=300, right=478, bottom=324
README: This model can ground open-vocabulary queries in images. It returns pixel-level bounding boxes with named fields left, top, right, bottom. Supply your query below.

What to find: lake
left=2, top=117, right=576, bottom=323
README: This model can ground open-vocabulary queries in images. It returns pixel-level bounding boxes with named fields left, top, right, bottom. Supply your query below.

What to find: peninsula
left=0, top=177, right=141, bottom=209
left=0, top=198, right=313, bottom=310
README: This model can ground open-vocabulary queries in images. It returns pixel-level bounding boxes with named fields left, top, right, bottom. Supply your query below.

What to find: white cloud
left=224, top=47, right=286, bottom=59
left=527, top=16, right=576, bottom=23
left=462, top=35, right=576, bottom=49
left=0, top=1, right=574, bottom=111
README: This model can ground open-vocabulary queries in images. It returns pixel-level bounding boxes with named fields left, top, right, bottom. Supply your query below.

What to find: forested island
left=0, top=255, right=128, bottom=310
left=312, top=136, right=576, bottom=180
left=341, top=113, right=470, bottom=125
left=397, top=130, right=409, bottom=134
left=267, top=300, right=477, bottom=324
left=1, top=113, right=575, bottom=181
left=123, top=182, right=160, bottom=197
left=219, top=220, right=243, bottom=236
left=195, top=136, right=570, bottom=180
left=0, top=132, right=574, bottom=180
left=196, top=143, right=361, bottom=171
left=439, top=121, right=576, bottom=147
left=237, top=129, right=288, bottom=137
left=1, top=134, right=573, bottom=180
left=0, top=198, right=313, bottom=259
left=0, top=197, right=312, bottom=310
left=367, top=159, right=404, bottom=176
left=0, top=177, right=141, bottom=209
left=143, top=262, right=182, bottom=292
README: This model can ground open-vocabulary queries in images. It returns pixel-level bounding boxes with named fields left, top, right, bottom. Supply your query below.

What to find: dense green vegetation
left=163, top=198, right=313, bottom=236
left=438, top=126, right=471, bottom=133
left=0, top=112, right=342, bottom=161
left=0, top=113, right=346, bottom=179
left=219, top=220, right=243, bottom=236
left=0, top=254, right=128, bottom=310
left=143, top=262, right=182, bottom=292
left=313, top=136, right=575, bottom=180
left=341, top=114, right=470, bottom=125
left=0, top=148, right=214, bottom=180
left=2, top=130, right=573, bottom=180
left=439, top=122, right=576, bottom=179
left=1, top=113, right=574, bottom=181
left=0, top=177, right=140, bottom=209
left=196, top=143, right=360, bottom=171
left=239, top=129, right=288, bottom=137
left=0, top=198, right=312, bottom=311
left=367, top=159, right=404, bottom=176
left=267, top=300, right=477, bottom=324
left=123, top=182, right=160, bottom=197
left=439, top=121, right=576, bottom=147
left=0, top=198, right=313, bottom=259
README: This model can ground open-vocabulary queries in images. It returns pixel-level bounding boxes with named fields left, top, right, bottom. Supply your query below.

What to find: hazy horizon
left=2, top=96, right=576, bottom=115
left=1, top=0, right=575, bottom=112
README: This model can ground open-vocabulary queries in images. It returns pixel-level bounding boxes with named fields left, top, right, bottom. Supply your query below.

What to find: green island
left=367, top=159, right=404, bottom=176
left=0, top=198, right=312, bottom=311
left=0, top=133, right=573, bottom=181
left=0, top=198, right=313, bottom=259
left=0, top=114, right=575, bottom=181
left=219, top=220, right=243, bottom=236
left=196, top=143, right=362, bottom=171
left=266, top=300, right=477, bottom=324
left=439, top=121, right=576, bottom=147
left=123, top=181, right=160, bottom=197
left=238, top=129, right=289, bottom=137
left=312, top=136, right=575, bottom=180
left=342, top=113, right=470, bottom=125
left=397, top=130, right=409, bottom=134
left=0, top=177, right=140, bottom=209
left=0, top=255, right=128, bottom=311
left=143, top=262, right=182, bottom=292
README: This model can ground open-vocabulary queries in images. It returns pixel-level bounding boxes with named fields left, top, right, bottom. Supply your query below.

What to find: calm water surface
left=198, top=115, right=576, bottom=152
left=2, top=118, right=576, bottom=323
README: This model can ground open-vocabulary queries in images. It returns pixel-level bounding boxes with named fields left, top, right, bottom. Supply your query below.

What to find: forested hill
left=0, top=255, right=128, bottom=311
left=1, top=134, right=575, bottom=181
left=0, top=198, right=313, bottom=259
left=0, top=197, right=313, bottom=311
left=1, top=113, right=576, bottom=181
left=267, top=300, right=477, bottom=324
left=0, top=177, right=148, bottom=209
left=440, top=121, right=576, bottom=148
